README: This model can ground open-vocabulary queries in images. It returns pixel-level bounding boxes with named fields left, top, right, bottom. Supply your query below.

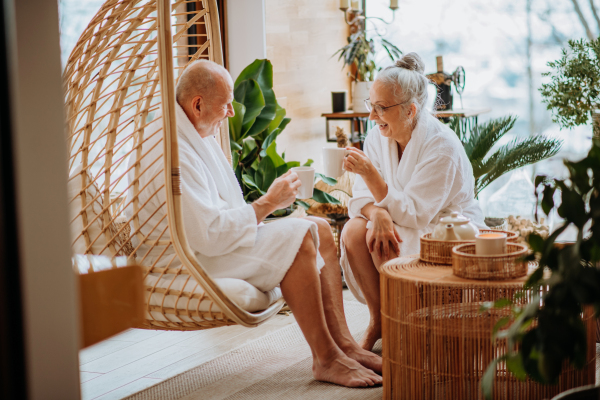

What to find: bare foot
left=344, top=346, right=383, bottom=374
left=313, top=353, right=383, bottom=387
left=358, top=322, right=381, bottom=351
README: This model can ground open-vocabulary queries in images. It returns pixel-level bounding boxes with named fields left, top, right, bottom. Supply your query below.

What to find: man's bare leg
left=304, top=216, right=383, bottom=373
left=342, top=218, right=397, bottom=351
left=280, top=231, right=382, bottom=387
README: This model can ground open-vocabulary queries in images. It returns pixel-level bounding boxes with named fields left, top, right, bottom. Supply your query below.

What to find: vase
left=352, top=81, right=373, bottom=113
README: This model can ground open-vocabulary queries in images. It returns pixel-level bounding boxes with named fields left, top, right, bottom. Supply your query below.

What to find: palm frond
left=464, top=116, right=517, bottom=160
left=475, top=136, right=563, bottom=196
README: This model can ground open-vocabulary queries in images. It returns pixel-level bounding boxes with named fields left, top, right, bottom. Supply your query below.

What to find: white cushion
left=67, top=166, right=110, bottom=256
left=73, top=255, right=282, bottom=323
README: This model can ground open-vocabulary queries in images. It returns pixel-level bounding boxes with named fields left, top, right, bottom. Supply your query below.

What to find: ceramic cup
left=291, top=167, right=315, bottom=199
left=323, top=147, right=350, bottom=178
left=475, top=232, right=507, bottom=255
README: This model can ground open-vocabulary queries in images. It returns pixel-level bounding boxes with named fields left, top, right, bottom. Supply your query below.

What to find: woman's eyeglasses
left=364, top=99, right=407, bottom=116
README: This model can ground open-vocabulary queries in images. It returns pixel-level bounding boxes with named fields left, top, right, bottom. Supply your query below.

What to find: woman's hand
left=366, top=208, right=402, bottom=260
left=343, top=147, right=375, bottom=177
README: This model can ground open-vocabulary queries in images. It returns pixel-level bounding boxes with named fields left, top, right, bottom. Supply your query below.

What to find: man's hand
left=251, top=171, right=301, bottom=223
left=366, top=208, right=402, bottom=260
left=264, top=170, right=302, bottom=209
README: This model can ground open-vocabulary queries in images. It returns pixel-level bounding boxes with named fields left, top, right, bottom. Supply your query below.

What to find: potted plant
left=540, top=37, right=600, bottom=138
left=228, top=59, right=340, bottom=215
left=333, top=30, right=401, bottom=113
left=480, top=137, right=600, bottom=399
left=448, top=116, right=563, bottom=197
left=480, top=38, right=600, bottom=400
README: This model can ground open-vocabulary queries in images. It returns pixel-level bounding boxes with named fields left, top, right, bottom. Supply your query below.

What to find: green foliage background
left=228, top=60, right=340, bottom=212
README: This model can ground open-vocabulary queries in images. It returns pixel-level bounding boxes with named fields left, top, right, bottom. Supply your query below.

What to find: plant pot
left=551, top=385, right=599, bottom=400
left=352, top=81, right=373, bottom=113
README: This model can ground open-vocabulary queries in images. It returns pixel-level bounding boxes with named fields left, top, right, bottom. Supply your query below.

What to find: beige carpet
left=125, top=301, right=382, bottom=400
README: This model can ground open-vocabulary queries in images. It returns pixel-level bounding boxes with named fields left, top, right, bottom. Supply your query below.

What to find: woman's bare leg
left=304, top=216, right=382, bottom=373
left=342, top=218, right=397, bottom=351
left=280, top=231, right=382, bottom=387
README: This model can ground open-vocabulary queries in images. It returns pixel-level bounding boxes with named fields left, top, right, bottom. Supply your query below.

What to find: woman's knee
left=341, top=218, right=368, bottom=249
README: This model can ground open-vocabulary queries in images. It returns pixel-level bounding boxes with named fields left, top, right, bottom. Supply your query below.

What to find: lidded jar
left=432, top=211, right=480, bottom=240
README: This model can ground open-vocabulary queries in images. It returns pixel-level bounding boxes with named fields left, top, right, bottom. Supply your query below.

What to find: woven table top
left=380, top=255, right=533, bottom=288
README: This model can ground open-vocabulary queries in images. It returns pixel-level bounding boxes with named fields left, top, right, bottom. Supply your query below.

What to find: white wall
left=10, top=0, right=81, bottom=398
left=227, top=0, right=267, bottom=79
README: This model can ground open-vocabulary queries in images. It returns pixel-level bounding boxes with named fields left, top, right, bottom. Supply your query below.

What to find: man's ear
left=191, top=95, right=203, bottom=117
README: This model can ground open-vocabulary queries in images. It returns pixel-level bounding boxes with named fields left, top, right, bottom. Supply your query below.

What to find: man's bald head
left=175, top=60, right=235, bottom=138
left=175, top=60, right=233, bottom=106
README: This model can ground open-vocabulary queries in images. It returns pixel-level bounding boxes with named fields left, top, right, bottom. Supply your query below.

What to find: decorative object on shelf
left=452, top=242, right=529, bottom=280
left=431, top=211, right=479, bottom=240
left=539, top=37, right=600, bottom=138
left=448, top=115, right=563, bottom=196
left=338, top=0, right=398, bottom=26
left=426, top=56, right=466, bottom=111
left=380, top=258, right=595, bottom=400
left=228, top=59, right=340, bottom=212
left=331, top=91, right=347, bottom=113
left=480, top=138, right=600, bottom=397
left=419, top=229, right=518, bottom=265
left=505, top=215, right=549, bottom=244
left=335, top=126, right=349, bottom=148
left=333, top=2, right=402, bottom=113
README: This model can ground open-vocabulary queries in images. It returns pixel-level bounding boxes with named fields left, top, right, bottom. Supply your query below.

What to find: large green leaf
left=241, top=137, right=258, bottom=166
left=234, top=60, right=278, bottom=139
left=242, top=174, right=265, bottom=195
left=312, top=188, right=341, bottom=204
left=265, top=141, right=285, bottom=168
left=257, top=155, right=277, bottom=191
left=267, top=105, right=287, bottom=135
left=228, top=100, right=246, bottom=143
left=235, top=79, right=265, bottom=133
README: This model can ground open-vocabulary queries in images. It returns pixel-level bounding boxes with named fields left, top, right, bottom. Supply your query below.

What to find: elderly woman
left=340, top=53, right=486, bottom=351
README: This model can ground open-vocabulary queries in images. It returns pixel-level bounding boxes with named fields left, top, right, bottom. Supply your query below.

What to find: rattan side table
left=380, top=256, right=596, bottom=400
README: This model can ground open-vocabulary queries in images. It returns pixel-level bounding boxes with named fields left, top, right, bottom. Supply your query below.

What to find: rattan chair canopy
left=64, top=0, right=285, bottom=330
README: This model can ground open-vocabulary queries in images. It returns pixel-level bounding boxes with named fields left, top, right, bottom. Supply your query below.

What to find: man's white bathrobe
left=341, top=112, right=485, bottom=303
left=125, top=104, right=324, bottom=294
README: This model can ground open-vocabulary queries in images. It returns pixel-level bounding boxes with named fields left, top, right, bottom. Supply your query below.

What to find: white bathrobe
left=124, top=104, right=324, bottom=293
left=341, top=112, right=485, bottom=303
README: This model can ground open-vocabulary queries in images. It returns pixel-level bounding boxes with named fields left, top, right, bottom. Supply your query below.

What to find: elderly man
left=125, top=60, right=381, bottom=387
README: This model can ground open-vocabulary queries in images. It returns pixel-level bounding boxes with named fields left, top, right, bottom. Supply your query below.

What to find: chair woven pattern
left=64, top=0, right=238, bottom=330
left=420, top=230, right=519, bottom=265
left=380, top=259, right=595, bottom=400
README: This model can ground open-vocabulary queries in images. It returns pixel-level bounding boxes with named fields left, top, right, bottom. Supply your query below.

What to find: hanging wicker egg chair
left=64, top=0, right=285, bottom=330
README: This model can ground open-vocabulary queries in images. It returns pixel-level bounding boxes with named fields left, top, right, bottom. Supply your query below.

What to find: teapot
left=432, top=211, right=480, bottom=240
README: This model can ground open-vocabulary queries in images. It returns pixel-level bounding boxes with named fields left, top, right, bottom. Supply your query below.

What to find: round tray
left=452, top=243, right=529, bottom=280
left=420, top=229, right=518, bottom=265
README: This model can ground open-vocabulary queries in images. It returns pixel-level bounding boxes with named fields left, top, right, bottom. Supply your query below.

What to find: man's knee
left=341, top=218, right=368, bottom=249
left=298, top=230, right=317, bottom=260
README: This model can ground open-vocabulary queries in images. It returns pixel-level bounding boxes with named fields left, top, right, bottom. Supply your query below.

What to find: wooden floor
left=80, top=290, right=600, bottom=400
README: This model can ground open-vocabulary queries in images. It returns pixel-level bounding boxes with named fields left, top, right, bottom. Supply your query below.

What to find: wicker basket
left=452, top=243, right=529, bottom=280
left=420, top=229, right=518, bottom=265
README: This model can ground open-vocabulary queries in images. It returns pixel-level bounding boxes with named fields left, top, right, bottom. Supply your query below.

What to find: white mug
left=291, top=167, right=315, bottom=199
left=475, top=232, right=507, bottom=255
left=323, top=147, right=350, bottom=178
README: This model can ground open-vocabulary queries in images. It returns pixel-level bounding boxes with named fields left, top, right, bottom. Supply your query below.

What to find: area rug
left=126, top=301, right=382, bottom=400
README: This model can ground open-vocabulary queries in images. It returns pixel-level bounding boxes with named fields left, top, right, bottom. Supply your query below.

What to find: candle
left=390, top=0, right=399, bottom=9
left=339, top=0, right=350, bottom=9
left=351, top=0, right=360, bottom=11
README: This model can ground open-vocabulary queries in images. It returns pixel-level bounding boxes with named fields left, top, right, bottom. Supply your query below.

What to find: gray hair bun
left=395, top=52, right=425, bottom=74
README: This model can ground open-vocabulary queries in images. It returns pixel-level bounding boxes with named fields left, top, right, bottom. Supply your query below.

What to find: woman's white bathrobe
left=125, top=104, right=324, bottom=293
left=341, top=112, right=485, bottom=303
